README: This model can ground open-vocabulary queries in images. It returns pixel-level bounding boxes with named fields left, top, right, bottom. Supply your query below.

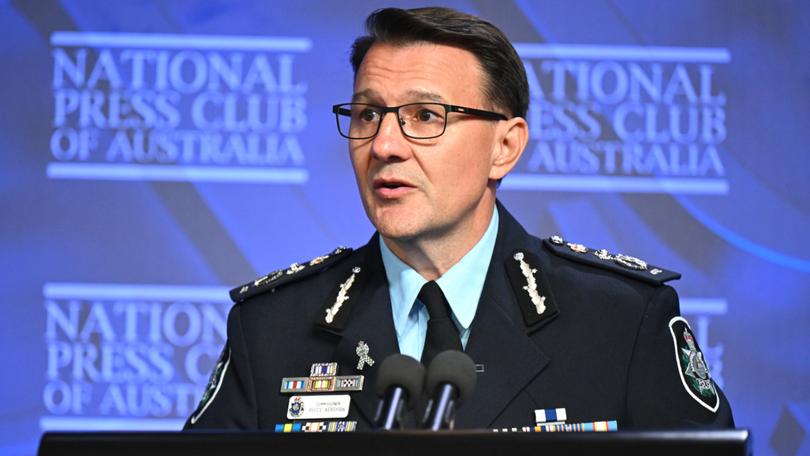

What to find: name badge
left=287, top=394, right=351, bottom=420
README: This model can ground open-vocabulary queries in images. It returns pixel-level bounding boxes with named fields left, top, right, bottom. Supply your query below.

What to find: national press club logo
left=41, top=283, right=230, bottom=431
left=507, top=44, right=731, bottom=194
left=48, top=32, right=311, bottom=184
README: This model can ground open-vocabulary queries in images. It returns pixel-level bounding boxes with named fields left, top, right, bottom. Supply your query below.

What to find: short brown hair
left=350, top=7, right=529, bottom=119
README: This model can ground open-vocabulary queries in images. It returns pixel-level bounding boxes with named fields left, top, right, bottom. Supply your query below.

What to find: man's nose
left=370, top=112, right=411, bottom=162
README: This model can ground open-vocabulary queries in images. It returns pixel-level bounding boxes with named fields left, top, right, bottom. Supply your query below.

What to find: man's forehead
left=352, top=42, right=485, bottom=105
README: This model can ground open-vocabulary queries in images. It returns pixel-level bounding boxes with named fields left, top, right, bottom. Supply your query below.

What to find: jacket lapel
left=457, top=203, right=556, bottom=428
left=459, top=294, right=549, bottom=427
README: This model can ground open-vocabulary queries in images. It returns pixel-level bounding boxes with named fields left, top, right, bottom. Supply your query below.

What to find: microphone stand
left=423, top=383, right=456, bottom=430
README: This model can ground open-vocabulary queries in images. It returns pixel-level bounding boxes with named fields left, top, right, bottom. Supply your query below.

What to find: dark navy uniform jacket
left=185, top=202, right=734, bottom=430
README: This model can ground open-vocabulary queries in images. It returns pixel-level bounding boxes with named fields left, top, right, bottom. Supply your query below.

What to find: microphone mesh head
left=374, top=354, right=426, bottom=407
left=425, top=350, right=477, bottom=404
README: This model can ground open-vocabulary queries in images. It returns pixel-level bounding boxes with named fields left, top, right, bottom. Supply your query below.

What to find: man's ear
left=490, top=116, right=529, bottom=180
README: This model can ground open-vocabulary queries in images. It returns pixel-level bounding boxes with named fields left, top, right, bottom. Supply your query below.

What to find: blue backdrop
left=2, top=1, right=809, bottom=455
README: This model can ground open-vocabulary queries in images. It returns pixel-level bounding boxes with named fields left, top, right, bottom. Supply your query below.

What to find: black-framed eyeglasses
left=331, top=102, right=508, bottom=140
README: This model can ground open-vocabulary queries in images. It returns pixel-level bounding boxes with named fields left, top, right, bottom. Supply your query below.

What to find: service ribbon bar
left=310, top=362, right=338, bottom=377
left=274, top=421, right=357, bottom=433
left=280, top=377, right=309, bottom=393
left=534, top=420, right=617, bottom=432
left=280, top=375, right=364, bottom=393
left=309, top=377, right=334, bottom=392
left=494, top=420, right=618, bottom=433
left=535, top=407, right=567, bottom=424
left=333, top=375, right=364, bottom=391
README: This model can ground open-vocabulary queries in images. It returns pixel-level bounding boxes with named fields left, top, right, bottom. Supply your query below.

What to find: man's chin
left=370, top=209, right=423, bottom=241
left=374, top=221, right=420, bottom=243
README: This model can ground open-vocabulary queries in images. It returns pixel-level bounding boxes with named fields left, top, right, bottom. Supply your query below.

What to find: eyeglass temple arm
left=446, top=105, right=508, bottom=121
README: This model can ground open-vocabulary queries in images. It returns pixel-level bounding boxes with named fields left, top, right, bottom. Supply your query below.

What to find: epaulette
left=229, top=246, right=353, bottom=303
left=542, top=235, right=681, bottom=285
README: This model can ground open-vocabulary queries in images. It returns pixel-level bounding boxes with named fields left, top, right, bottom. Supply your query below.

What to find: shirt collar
left=381, top=206, right=500, bottom=333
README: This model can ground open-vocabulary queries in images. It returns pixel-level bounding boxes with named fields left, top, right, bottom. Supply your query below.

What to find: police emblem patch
left=289, top=396, right=305, bottom=418
left=189, top=344, right=231, bottom=425
left=669, top=316, right=719, bottom=412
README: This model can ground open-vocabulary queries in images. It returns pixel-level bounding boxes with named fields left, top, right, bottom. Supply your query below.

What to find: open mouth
left=373, top=178, right=414, bottom=197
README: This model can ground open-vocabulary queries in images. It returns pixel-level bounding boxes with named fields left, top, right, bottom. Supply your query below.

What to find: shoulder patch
left=542, top=235, right=680, bottom=285
left=229, top=246, right=353, bottom=303
left=669, top=316, right=719, bottom=413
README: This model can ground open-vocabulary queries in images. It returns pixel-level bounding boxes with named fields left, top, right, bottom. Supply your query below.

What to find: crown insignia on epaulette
left=544, top=236, right=679, bottom=284
left=230, top=246, right=352, bottom=302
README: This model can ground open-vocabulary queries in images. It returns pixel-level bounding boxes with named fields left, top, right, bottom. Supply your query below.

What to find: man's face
left=349, top=42, right=502, bottom=244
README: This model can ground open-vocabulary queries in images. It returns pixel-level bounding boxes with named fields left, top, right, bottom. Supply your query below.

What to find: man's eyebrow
left=351, top=89, right=446, bottom=103
left=352, top=89, right=378, bottom=102
left=404, top=90, right=445, bottom=103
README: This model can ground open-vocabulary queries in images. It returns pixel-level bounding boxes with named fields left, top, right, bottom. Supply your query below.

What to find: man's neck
left=381, top=197, right=497, bottom=281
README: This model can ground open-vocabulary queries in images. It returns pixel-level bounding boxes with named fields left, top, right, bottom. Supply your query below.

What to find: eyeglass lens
left=336, top=103, right=447, bottom=139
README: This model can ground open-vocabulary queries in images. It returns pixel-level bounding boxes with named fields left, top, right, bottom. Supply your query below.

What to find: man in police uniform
left=185, top=7, right=734, bottom=431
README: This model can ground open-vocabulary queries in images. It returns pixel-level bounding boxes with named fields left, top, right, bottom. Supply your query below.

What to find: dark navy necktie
left=419, top=281, right=463, bottom=365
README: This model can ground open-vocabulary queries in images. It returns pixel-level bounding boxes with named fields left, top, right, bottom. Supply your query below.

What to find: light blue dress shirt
left=379, top=207, right=500, bottom=360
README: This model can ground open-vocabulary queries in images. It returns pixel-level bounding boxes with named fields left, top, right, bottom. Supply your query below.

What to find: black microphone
left=374, top=354, right=426, bottom=430
left=421, top=350, right=477, bottom=431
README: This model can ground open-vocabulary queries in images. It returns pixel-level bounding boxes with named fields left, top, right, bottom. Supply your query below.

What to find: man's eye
left=415, top=109, right=440, bottom=122
left=358, top=109, right=379, bottom=122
